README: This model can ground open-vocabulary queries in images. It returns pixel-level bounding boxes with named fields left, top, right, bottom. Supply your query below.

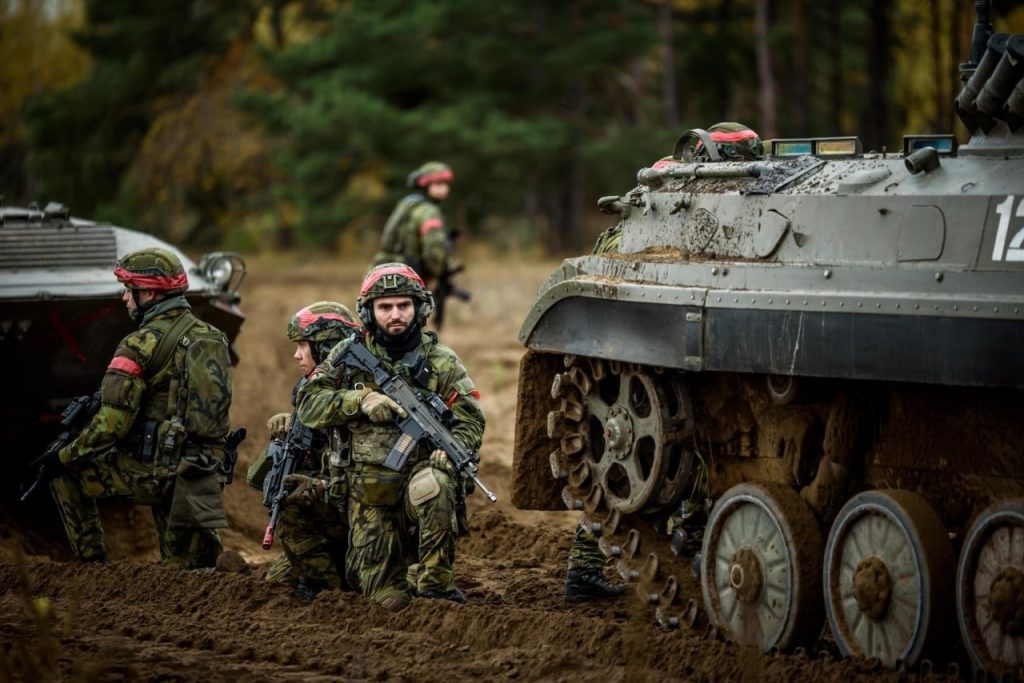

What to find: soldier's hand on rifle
left=266, top=412, right=292, bottom=439
left=359, top=391, right=407, bottom=424
left=429, top=449, right=455, bottom=475
left=283, top=474, right=324, bottom=506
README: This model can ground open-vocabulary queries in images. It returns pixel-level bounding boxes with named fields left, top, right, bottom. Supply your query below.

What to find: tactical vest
left=141, top=308, right=232, bottom=449
left=376, top=194, right=426, bottom=263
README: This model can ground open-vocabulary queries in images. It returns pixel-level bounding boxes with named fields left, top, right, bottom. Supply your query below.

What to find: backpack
left=151, top=312, right=232, bottom=442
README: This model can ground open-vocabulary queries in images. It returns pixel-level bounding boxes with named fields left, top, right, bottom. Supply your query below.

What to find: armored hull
left=0, top=203, right=246, bottom=463
left=512, top=23, right=1024, bottom=677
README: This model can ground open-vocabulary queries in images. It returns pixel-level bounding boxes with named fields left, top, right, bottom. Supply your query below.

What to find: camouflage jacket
left=59, top=296, right=223, bottom=466
left=296, top=331, right=485, bottom=470
left=374, top=193, right=449, bottom=282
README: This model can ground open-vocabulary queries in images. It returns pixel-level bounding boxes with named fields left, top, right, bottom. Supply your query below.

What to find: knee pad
left=407, top=467, right=441, bottom=506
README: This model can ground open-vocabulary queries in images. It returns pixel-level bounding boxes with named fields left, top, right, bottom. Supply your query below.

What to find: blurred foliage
left=7, top=0, right=1024, bottom=254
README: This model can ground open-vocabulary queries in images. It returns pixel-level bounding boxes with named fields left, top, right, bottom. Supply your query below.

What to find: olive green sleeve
left=433, top=348, right=485, bottom=453
left=411, top=203, right=448, bottom=281
left=295, top=341, right=367, bottom=429
left=59, top=331, right=155, bottom=466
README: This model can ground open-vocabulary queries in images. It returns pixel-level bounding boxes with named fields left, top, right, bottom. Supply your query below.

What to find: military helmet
left=702, top=122, right=764, bottom=160
left=114, top=247, right=189, bottom=293
left=407, top=161, right=454, bottom=189
left=287, top=301, right=360, bottom=343
left=356, top=262, right=435, bottom=326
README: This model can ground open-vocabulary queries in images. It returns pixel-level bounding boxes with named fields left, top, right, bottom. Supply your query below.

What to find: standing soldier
left=297, top=263, right=485, bottom=612
left=44, top=248, right=233, bottom=568
left=247, top=301, right=362, bottom=600
left=373, top=161, right=455, bottom=290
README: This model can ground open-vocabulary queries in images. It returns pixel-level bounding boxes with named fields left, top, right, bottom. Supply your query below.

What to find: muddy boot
left=418, top=586, right=466, bottom=604
left=293, top=581, right=322, bottom=603
left=564, top=569, right=626, bottom=602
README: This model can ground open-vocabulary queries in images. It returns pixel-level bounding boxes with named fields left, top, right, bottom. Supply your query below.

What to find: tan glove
left=284, top=474, right=325, bottom=506
left=359, top=391, right=407, bottom=423
left=429, top=449, right=454, bottom=475
left=266, top=412, right=292, bottom=439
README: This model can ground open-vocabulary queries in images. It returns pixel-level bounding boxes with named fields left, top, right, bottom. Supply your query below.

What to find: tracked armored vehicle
left=512, top=3, right=1024, bottom=676
left=0, top=201, right=246, bottom=483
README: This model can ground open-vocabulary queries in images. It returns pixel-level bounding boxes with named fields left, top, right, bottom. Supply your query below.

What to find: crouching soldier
left=44, top=248, right=233, bottom=568
left=247, top=301, right=362, bottom=600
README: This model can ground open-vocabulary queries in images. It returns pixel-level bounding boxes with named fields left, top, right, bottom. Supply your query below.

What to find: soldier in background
left=247, top=301, right=362, bottom=600
left=372, top=161, right=455, bottom=290
left=46, top=248, right=233, bottom=568
left=297, top=263, right=485, bottom=612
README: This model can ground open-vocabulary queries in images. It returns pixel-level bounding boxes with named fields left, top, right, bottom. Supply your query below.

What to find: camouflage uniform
left=372, top=161, right=454, bottom=284
left=247, top=301, right=361, bottom=592
left=297, top=264, right=485, bottom=610
left=51, top=249, right=232, bottom=568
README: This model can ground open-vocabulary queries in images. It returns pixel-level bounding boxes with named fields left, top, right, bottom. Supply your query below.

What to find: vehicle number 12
left=992, top=195, right=1024, bottom=262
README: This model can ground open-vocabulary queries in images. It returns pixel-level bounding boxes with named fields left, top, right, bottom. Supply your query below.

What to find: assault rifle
left=21, top=391, right=102, bottom=501
left=433, top=262, right=471, bottom=331
left=261, top=414, right=315, bottom=549
left=222, top=427, right=247, bottom=485
left=334, top=340, right=496, bottom=502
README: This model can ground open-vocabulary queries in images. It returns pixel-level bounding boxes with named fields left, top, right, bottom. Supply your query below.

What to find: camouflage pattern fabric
left=297, top=332, right=484, bottom=607
left=277, top=492, right=349, bottom=590
left=566, top=516, right=606, bottom=572
left=373, top=194, right=449, bottom=282
left=591, top=223, right=622, bottom=255
left=52, top=296, right=229, bottom=568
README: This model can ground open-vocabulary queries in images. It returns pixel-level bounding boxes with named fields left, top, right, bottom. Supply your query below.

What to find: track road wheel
left=701, top=482, right=824, bottom=651
left=957, top=499, right=1024, bottom=677
left=823, top=489, right=953, bottom=667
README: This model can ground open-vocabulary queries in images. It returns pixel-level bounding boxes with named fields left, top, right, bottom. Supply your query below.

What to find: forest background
left=3, top=0, right=1024, bottom=256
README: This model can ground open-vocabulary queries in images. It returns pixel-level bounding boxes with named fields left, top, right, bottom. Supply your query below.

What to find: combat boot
left=564, top=569, right=626, bottom=602
left=293, top=581, right=322, bottom=603
left=418, top=586, right=466, bottom=604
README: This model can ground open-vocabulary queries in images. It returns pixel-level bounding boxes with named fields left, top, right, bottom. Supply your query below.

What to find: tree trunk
left=658, top=0, right=678, bottom=127
left=931, top=0, right=945, bottom=132
left=755, top=0, right=778, bottom=138
left=715, top=0, right=734, bottom=121
left=864, top=0, right=893, bottom=151
left=827, top=0, right=844, bottom=132
left=791, top=0, right=809, bottom=133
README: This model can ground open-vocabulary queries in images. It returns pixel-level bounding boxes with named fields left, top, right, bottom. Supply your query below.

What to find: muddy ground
left=0, top=254, right=960, bottom=681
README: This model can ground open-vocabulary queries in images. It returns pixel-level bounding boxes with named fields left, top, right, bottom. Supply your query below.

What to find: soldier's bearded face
left=294, top=341, right=316, bottom=375
left=373, top=296, right=416, bottom=336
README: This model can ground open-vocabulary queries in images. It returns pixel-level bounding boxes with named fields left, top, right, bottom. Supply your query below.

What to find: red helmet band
left=709, top=129, right=759, bottom=143
left=415, top=169, right=454, bottom=187
left=114, top=267, right=189, bottom=291
left=360, top=264, right=425, bottom=296
left=295, top=309, right=359, bottom=331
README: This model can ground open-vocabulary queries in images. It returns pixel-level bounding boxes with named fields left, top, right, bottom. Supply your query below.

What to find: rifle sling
left=147, top=312, right=199, bottom=380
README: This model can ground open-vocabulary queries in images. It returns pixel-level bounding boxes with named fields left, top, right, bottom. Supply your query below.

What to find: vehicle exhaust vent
left=0, top=222, right=117, bottom=269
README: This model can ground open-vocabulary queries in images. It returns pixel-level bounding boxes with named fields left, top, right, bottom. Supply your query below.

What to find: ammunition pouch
left=154, top=417, right=188, bottom=474
left=168, top=451, right=228, bottom=530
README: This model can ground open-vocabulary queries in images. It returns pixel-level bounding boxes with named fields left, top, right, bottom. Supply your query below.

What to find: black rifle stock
left=21, top=391, right=102, bottom=502
left=335, top=340, right=496, bottom=503
left=261, top=415, right=314, bottom=549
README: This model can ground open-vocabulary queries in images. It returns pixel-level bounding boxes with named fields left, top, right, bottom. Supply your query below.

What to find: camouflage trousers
left=566, top=514, right=606, bottom=572
left=347, top=462, right=458, bottom=607
left=264, top=495, right=348, bottom=591
left=50, top=448, right=221, bottom=568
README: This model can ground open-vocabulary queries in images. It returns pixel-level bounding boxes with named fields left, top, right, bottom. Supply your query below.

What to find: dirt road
left=0, top=255, right=957, bottom=681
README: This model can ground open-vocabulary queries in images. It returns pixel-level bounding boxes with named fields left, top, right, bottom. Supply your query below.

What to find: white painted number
left=992, top=195, right=1024, bottom=262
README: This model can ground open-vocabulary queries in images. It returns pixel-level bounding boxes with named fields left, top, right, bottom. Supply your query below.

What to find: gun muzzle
left=262, top=525, right=275, bottom=550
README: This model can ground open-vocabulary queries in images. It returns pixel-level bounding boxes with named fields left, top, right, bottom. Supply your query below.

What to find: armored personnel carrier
left=0, top=201, right=246, bottom=482
left=512, top=3, right=1024, bottom=676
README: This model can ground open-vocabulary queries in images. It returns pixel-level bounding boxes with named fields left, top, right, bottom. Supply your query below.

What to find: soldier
left=247, top=301, right=362, bottom=600
left=372, top=161, right=455, bottom=290
left=44, top=248, right=233, bottom=568
left=297, top=263, right=485, bottom=612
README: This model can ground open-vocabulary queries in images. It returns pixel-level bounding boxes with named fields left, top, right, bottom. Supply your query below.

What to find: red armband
left=108, top=356, right=143, bottom=377
left=419, top=217, right=443, bottom=236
